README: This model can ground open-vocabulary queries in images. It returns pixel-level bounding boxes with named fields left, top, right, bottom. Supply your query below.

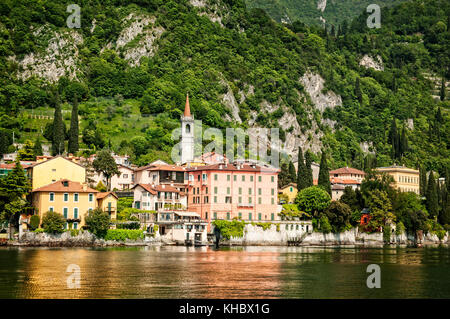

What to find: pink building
left=186, top=162, right=279, bottom=227
left=134, top=163, right=187, bottom=193
left=132, top=184, right=187, bottom=211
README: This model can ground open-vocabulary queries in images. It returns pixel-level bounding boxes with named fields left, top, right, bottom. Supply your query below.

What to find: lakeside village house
left=2, top=95, right=422, bottom=242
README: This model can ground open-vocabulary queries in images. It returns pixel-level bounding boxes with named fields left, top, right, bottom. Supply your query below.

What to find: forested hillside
left=246, top=0, right=406, bottom=26
left=0, top=0, right=448, bottom=175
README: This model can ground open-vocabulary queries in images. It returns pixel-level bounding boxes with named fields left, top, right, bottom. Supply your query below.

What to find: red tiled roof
left=184, top=94, right=191, bottom=117
left=28, top=155, right=85, bottom=169
left=96, top=192, right=118, bottom=200
left=330, top=177, right=360, bottom=185
left=329, top=167, right=366, bottom=175
left=32, top=179, right=98, bottom=193
left=132, top=184, right=180, bottom=194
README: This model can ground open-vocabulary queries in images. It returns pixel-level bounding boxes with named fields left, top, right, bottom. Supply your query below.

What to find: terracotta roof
left=186, top=163, right=279, bottom=173
left=332, top=184, right=346, bottom=190
left=132, top=184, right=180, bottom=194
left=96, top=192, right=118, bottom=200
left=184, top=94, right=191, bottom=117
left=32, top=179, right=98, bottom=193
left=330, top=177, right=360, bottom=185
left=329, top=167, right=366, bottom=175
left=135, top=164, right=185, bottom=172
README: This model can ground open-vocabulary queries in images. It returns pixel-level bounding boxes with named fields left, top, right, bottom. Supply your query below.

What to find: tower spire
left=184, top=94, right=191, bottom=117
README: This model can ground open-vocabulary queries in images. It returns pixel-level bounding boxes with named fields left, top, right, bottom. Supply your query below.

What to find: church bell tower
left=181, top=94, right=194, bottom=164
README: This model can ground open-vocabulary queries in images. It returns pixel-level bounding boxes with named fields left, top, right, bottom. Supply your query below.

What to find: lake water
left=0, top=246, right=449, bottom=298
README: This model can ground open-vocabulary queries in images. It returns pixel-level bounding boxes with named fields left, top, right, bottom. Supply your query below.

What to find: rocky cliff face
left=16, top=25, right=83, bottom=82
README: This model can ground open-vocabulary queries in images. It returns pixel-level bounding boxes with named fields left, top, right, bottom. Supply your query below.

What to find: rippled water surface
left=0, top=246, right=449, bottom=298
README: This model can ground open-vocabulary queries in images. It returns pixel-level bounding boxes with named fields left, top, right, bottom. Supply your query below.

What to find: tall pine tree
left=426, top=172, right=439, bottom=219
left=440, top=77, right=446, bottom=101
left=68, top=94, right=79, bottom=155
left=51, top=91, right=65, bottom=156
left=318, top=151, right=331, bottom=195
left=304, top=150, right=314, bottom=187
left=33, top=137, right=43, bottom=157
left=297, top=147, right=308, bottom=191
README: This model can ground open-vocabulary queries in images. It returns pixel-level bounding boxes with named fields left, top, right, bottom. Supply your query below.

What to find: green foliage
left=383, top=225, right=392, bottom=243
left=212, top=219, right=246, bottom=239
left=70, top=229, right=80, bottom=237
left=396, top=221, right=405, bottom=235
left=104, top=229, right=144, bottom=241
left=33, top=228, right=44, bottom=233
left=251, top=222, right=274, bottom=231
left=95, top=181, right=107, bottom=192
left=280, top=204, right=310, bottom=220
left=33, top=137, right=43, bottom=157
left=318, top=215, right=332, bottom=234
left=17, top=140, right=35, bottom=161
left=84, top=208, right=111, bottom=238
left=51, top=91, right=65, bottom=156
left=41, top=211, right=66, bottom=234
left=295, top=186, right=331, bottom=217
left=297, top=147, right=308, bottom=191
left=93, top=149, right=120, bottom=191
left=68, top=95, right=79, bottom=154
left=116, top=221, right=140, bottom=230
left=117, top=197, right=134, bottom=213
left=29, top=215, right=40, bottom=231
left=426, top=172, right=439, bottom=219
left=365, top=189, right=396, bottom=232
left=318, top=151, right=331, bottom=195
left=323, top=201, right=352, bottom=233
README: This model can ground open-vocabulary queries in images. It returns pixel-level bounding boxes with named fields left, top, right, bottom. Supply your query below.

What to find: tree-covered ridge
left=0, top=0, right=448, bottom=176
left=245, top=0, right=407, bottom=26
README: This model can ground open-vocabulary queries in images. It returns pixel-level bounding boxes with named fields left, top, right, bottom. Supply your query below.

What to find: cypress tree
left=440, top=77, right=446, bottom=101
left=51, top=91, right=65, bottom=156
left=419, top=165, right=427, bottom=197
left=355, top=77, right=362, bottom=105
left=305, top=150, right=314, bottom=187
left=318, top=151, right=331, bottom=195
left=297, top=147, right=308, bottom=191
left=426, top=172, right=439, bottom=219
left=33, top=137, right=43, bottom=157
left=399, top=126, right=408, bottom=157
left=68, top=95, right=79, bottom=155
left=278, top=163, right=290, bottom=188
left=389, top=118, right=399, bottom=160
left=288, top=161, right=296, bottom=184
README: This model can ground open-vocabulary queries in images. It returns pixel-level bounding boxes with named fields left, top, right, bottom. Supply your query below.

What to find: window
left=225, top=196, right=232, bottom=203
left=123, top=174, right=128, bottom=179
left=271, top=213, right=274, bottom=221
left=258, top=197, right=261, bottom=204
left=296, top=225, right=299, bottom=230
left=239, top=197, right=242, bottom=204
left=204, top=196, right=209, bottom=204
left=258, top=188, right=261, bottom=195
left=74, top=208, right=79, bottom=219
left=73, top=222, right=78, bottom=230
left=258, top=176, right=262, bottom=182
left=214, top=187, right=218, bottom=194
left=234, top=175, right=237, bottom=181
left=49, top=206, right=54, bottom=212
left=49, top=193, right=55, bottom=202
left=214, top=174, right=218, bottom=181
left=250, top=176, right=253, bottom=182
left=290, top=187, right=293, bottom=192
left=227, top=175, right=230, bottom=181
left=271, top=176, right=274, bottom=183
left=258, top=213, right=262, bottom=221
left=238, top=212, right=242, bottom=219
left=63, top=207, right=68, bottom=219
left=63, top=193, right=69, bottom=202
left=213, top=212, right=217, bottom=219
left=271, top=198, right=274, bottom=204
left=197, top=175, right=200, bottom=181
left=227, top=187, right=230, bottom=195
left=249, top=197, right=252, bottom=204
left=89, top=193, right=94, bottom=202
left=271, top=188, right=275, bottom=195
left=248, top=213, right=252, bottom=220
left=242, top=175, right=245, bottom=182
left=205, top=212, right=208, bottom=220
left=193, top=188, right=196, bottom=195
left=226, top=212, right=230, bottom=220
left=202, top=173, right=207, bottom=181
left=74, top=193, right=79, bottom=202
left=205, top=187, right=208, bottom=194
left=239, top=187, right=242, bottom=195
left=185, top=124, right=191, bottom=133
left=214, top=196, right=217, bottom=203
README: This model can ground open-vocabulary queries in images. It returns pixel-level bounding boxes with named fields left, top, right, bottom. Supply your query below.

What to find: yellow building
left=96, top=192, right=118, bottom=220
left=278, top=183, right=298, bottom=204
left=27, top=156, right=86, bottom=190
left=31, top=179, right=98, bottom=229
left=376, top=165, right=420, bottom=194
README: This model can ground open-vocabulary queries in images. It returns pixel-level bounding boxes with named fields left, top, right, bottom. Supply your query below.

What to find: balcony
left=237, top=203, right=254, bottom=208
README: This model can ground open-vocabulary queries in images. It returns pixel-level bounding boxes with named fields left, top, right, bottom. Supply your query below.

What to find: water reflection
left=0, top=246, right=449, bottom=299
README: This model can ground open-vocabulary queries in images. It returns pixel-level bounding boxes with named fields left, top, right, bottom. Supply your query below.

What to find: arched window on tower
left=185, top=124, right=191, bottom=134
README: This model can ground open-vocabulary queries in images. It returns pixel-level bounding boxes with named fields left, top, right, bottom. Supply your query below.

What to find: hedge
left=104, top=229, right=144, bottom=241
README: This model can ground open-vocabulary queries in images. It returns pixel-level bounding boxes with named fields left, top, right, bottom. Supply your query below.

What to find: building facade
left=180, top=95, right=194, bottom=165
left=186, top=162, right=279, bottom=224
left=27, top=156, right=86, bottom=190
left=132, top=184, right=187, bottom=211
left=376, top=165, right=420, bottom=194
left=31, top=180, right=98, bottom=229
left=278, top=183, right=298, bottom=204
